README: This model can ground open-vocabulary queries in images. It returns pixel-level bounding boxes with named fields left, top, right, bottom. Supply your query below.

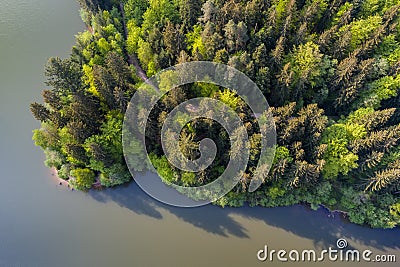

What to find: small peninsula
left=31, top=0, right=400, bottom=228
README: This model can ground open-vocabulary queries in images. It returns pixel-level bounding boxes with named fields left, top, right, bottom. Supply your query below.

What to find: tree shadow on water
left=88, top=181, right=163, bottom=219
left=88, top=181, right=399, bottom=251
left=236, top=204, right=400, bottom=251
left=88, top=180, right=249, bottom=237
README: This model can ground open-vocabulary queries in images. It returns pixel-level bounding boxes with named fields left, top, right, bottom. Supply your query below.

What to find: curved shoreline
left=48, top=167, right=355, bottom=223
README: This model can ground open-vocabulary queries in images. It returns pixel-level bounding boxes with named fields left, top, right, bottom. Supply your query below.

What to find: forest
left=31, top=0, right=400, bottom=228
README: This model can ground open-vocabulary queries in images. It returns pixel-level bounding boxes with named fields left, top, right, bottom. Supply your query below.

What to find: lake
left=0, top=1, right=398, bottom=266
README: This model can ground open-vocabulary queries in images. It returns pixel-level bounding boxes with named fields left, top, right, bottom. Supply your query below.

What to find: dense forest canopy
left=31, top=0, right=400, bottom=228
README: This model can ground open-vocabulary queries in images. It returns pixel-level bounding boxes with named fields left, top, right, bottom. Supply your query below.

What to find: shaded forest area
left=31, top=0, right=400, bottom=228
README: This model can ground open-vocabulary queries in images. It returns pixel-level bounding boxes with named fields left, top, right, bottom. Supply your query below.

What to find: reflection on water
left=89, top=176, right=399, bottom=250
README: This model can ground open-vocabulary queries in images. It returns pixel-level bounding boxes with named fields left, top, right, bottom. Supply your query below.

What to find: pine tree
left=351, top=124, right=400, bottom=156
left=42, top=90, right=63, bottom=111
left=335, top=58, right=375, bottom=112
left=30, top=103, right=51, bottom=123
left=45, top=57, right=83, bottom=95
left=179, top=0, right=202, bottom=30
left=223, top=20, right=237, bottom=52
left=270, top=36, right=285, bottom=69
left=352, top=108, right=396, bottom=132
left=365, top=163, right=400, bottom=193
left=68, top=93, right=103, bottom=142
left=201, top=21, right=223, bottom=60
left=163, top=21, right=185, bottom=62
left=65, top=143, right=89, bottom=164
left=93, top=64, right=117, bottom=110
left=199, top=0, right=217, bottom=24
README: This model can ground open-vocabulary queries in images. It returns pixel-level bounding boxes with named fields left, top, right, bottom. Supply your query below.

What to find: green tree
left=45, top=57, right=83, bottom=95
left=163, top=21, right=185, bottom=62
left=179, top=0, right=202, bottom=30
left=321, top=123, right=360, bottom=179
left=186, top=25, right=206, bottom=58
left=141, top=0, right=180, bottom=33
left=70, top=168, right=95, bottom=190
left=126, top=20, right=142, bottom=54
left=124, top=0, right=148, bottom=24
left=30, top=103, right=51, bottom=123
left=365, top=166, right=400, bottom=192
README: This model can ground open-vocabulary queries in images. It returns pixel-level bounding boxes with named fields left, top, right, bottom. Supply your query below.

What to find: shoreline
left=48, top=167, right=351, bottom=217
left=319, top=204, right=349, bottom=215
left=49, top=167, right=102, bottom=189
left=46, top=167, right=400, bottom=229
left=49, top=167, right=71, bottom=188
